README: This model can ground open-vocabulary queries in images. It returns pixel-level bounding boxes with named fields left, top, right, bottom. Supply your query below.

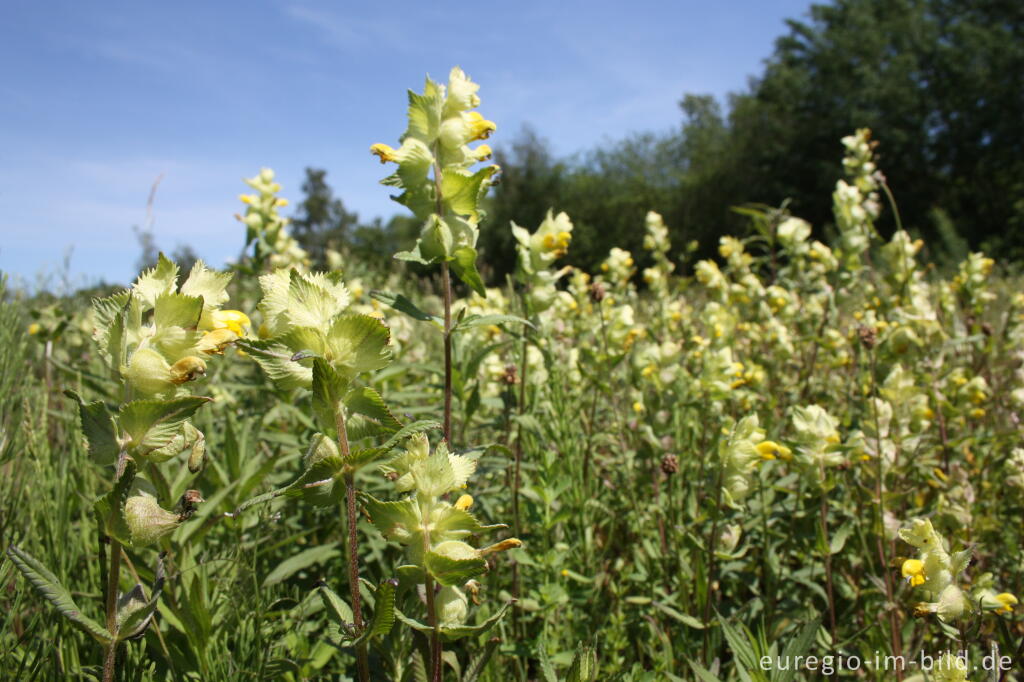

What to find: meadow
left=2, top=68, right=1023, bottom=682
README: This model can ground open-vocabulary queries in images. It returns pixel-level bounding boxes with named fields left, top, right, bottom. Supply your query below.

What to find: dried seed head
left=588, top=282, right=606, bottom=303
left=501, top=364, right=518, bottom=385
left=857, top=324, right=877, bottom=349
left=175, top=489, right=205, bottom=521
left=660, top=453, right=679, bottom=475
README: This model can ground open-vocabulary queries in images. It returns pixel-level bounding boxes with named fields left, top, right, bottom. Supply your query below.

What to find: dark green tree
left=708, top=0, right=1024, bottom=252
left=290, top=168, right=361, bottom=267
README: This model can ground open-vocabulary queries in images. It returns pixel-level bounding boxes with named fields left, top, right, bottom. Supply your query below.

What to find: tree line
left=224, top=0, right=1024, bottom=281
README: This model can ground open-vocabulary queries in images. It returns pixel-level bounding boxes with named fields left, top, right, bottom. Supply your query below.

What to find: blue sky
left=1, top=0, right=814, bottom=289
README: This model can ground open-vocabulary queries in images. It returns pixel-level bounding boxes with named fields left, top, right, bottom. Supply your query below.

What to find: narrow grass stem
left=867, top=350, right=904, bottom=681
left=818, top=486, right=838, bottom=670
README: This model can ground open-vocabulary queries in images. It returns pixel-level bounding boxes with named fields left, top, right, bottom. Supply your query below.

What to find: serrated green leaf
left=345, top=386, right=402, bottom=431
left=424, top=541, right=487, bottom=586
left=362, top=495, right=420, bottom=544
left=65, top=390, right=119, bottom=464
left=354, top=579, right=397, bottom=644
left=237, top=338, right=313, bottom=390
left=441, top=166, right=498, bottom=220
left=6, top=545, right=111, bottom=644
left=229, top=454, right=345, bottom=515
left=450, top=247, right=486, bottom=297
left=133, top=253, right=179, bottom=309
left=406, top=81, right=442, bottom=143
left=116, top=553, right=165, bottom=641
left=452, top=314, right=534, bottom=335
left=438, top=601, right=511, bottom=641
left=94, top=460, right=137, bottom=546
left=287, top=269, right=349, bottom=329
left=566, top=644, right=599, bottom=682
left=394, top=609, right=433, bottom=634
left=119, top=396, right=211, bottom=455
left=380, top=420, right=442, bottom=452
left=153, top=292, right=203, bottom=330
left=370, top=290, right=440, bottom=323
left=325, top=314, right=393, bottom=378
left=537, top=637, right=557, bottom=682
left=180, top=260, right=232, bottom=313
left=433, top=506, right=506, bottom=539
left=92, top=292, right=131, bottom=371
left=346, top=445, right=387, bottom=468
left=318, top=585, right=354, bottom=628
left=312, top=358, right=347, bottom=437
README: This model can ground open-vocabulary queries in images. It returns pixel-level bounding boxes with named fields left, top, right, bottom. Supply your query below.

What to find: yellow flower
left=370, top=143, right=398, bottom=163
left=756, top=441, right=792, bottom=461
left=560, top=569, right=570, bottom=577
left=901, top=559, right=926, bottom=587
left=27, top=323, right=41, bottom=335
left=211, top=309, right=251, bottom=336
left=969, top=408, right=986, bottom=419
left=197, top=328, right=238, bottom=355
left=480, top=538, right=522, bottom=555
left=994, top=592, right=1018, bottom=613
left=169, top=356, right=207, bottom=384
left=275, top=198, right=289, bottom=207
left=632, top=401, right=644, bottom=414
left=474, top=143, right=493, bottom=161
left=454, top=494, right=473, bottom=511
left=465, top=111, right=496, bottom=141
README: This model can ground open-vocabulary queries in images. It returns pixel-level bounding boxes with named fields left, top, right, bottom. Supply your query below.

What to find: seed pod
left=187, top=427, right=206, bottom=473
left=125, top=494, right=180, bottom=546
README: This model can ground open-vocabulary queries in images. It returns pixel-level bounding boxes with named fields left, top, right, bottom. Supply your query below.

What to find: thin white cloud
left=283, top=4, right=410, bottom=53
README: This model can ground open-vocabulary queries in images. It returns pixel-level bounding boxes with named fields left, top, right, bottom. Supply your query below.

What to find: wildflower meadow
left=3, top=66, right=1024, bottom=682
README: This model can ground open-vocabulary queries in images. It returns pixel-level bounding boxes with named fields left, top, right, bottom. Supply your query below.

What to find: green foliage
left=5, top=57, right=1024, bottom=682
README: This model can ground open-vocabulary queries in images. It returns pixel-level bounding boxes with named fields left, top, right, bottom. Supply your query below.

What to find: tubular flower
left=902, top=559, right=926, bottom=586
left=756, top=441, right=792, bottom=461
left=370, top=143, right=399, bottom=164
left=169, top=356, right=207, bottom=384
left=465, top=111, right=496, bottom=140
left=994, top=593, right=1018, bottom=613
left=210, top=309, right=251, bottom=336
left=197, top=328, right=238, bottom=355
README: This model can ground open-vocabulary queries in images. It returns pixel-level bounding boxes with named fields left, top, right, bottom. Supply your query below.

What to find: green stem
left=102, top=537, right=121, bottom=682
left=336, top=408, right=369, bottom=682
left=701, top=459, right=726, bottom=664
left=867, top=350, right=904, bottom=680
left=420, top=495, right=442, bottom=682
left=102, top=450, right=131, bottom=682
